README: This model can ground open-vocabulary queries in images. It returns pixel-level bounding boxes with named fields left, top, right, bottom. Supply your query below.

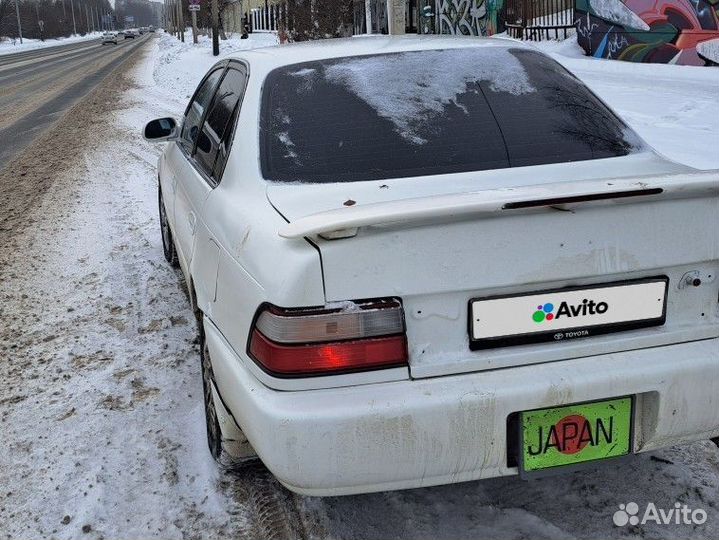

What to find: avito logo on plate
left=532, top=299, right=609, bottom=323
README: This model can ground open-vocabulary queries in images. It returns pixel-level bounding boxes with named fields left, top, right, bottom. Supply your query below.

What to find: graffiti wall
left=435, top=0, right=506, bottom=35
left=576, top=0, right=719, bottom=65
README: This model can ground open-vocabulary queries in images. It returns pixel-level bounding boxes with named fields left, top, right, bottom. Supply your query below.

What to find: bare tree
left=284, top=0, right=353, bottom=41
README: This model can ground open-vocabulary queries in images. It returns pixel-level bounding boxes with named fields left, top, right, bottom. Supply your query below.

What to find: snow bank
left=153, top=30, right=278, bottom=101
left=0, top=32, right=103, bottom=56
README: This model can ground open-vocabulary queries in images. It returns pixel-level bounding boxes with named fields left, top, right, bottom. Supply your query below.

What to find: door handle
left=188, top=211, right=197, bottom=234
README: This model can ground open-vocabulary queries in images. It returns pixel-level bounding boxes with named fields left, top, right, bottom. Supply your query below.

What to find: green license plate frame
left=518, top=396, right=634, bottom=478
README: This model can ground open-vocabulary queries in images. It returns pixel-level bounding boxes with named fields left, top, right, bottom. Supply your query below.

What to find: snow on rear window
left=321, top=48, right=535, bottom=145
left=260, top=48, right=643, bottom=183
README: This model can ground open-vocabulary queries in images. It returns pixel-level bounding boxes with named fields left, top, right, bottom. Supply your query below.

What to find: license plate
left=469, top=277, right=667, bottom=350
left=519, top=397, right=633, bottom=475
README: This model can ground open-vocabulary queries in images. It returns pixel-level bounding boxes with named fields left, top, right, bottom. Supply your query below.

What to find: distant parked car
left=101, top=32, right=118, bottom=45
left=143, top=36, right=719, bottom=496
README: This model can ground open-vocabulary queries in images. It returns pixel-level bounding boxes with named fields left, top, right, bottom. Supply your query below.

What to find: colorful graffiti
left=576, top=0, right=719, bottom=65
left=435, top=0, right=506, bottom=35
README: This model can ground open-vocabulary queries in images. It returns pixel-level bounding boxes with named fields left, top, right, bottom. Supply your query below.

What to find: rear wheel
left=201, top=332, right=224, bottom=461
left=200, top=319, right=258, bottom=467
left=158, top=185, right=178, bottom=267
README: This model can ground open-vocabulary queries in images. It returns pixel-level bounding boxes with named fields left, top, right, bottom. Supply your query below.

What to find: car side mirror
left=144, top=117, right=179, bottom=142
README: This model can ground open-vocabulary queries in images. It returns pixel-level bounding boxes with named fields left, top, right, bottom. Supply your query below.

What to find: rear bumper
left=205, top=320, right=719, bottom=496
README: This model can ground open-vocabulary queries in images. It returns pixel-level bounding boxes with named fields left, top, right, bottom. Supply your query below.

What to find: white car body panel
left=154, top=35, right=719, bottom=495
left=205, top=318, right=719, bottom=496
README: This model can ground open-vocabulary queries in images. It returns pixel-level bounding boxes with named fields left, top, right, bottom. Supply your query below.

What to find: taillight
left=248, top=298, right=408, bottom=377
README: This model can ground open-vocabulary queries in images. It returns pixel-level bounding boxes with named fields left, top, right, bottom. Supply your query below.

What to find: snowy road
left=1, top=32, right=718, bottom=540
left=0, top=34, right=151, bottom=165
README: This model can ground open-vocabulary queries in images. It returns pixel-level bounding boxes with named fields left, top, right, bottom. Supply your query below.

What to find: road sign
left=189, top=4, right=201, bottom=11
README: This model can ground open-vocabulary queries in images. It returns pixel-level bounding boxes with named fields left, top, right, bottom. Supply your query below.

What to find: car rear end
left=207, top=40, right=719, bottom=495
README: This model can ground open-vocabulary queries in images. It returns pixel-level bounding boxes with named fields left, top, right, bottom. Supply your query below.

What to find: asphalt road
left=0, top=34, right=152, bottom=168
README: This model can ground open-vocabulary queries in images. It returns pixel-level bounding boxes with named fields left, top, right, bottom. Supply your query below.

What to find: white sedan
left=144, top=36, right=719, bottom=496
left=101, top=32, right=119, bottom=45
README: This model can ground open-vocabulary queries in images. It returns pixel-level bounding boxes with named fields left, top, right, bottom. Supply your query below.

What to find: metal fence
left=503, top=0, right=575, bottom=40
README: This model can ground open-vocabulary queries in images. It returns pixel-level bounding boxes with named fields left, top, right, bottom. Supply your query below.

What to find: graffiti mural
left=576, top=0, right=719, bottom=65
left=435, top=0, right=506, bottom=35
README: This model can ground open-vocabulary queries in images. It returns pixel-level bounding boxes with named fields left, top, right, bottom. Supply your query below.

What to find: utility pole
left=70, top=0, right=78, bottom=34
left=177, top=0, right=181, bottom=37
left=85, top=5, right=90, bottom=33
left=177, top=0, right=185, bottom=43
left=211, top=0, right=219, bottom=56
left=191, top=7, right=198, bottom=44
left=13, top=0, right=23, bottom=43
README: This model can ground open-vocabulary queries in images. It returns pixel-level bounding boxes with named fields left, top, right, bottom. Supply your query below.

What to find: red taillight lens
left=248, top=299, right=408, bottom=377
left=249, top=330, right=407, bottom=376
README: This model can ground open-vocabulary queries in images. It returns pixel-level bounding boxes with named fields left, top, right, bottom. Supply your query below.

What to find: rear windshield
left=260, top=47, right=643, bottom=183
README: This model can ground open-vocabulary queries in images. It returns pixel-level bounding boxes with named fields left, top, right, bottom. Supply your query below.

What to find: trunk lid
left=267, top=154, right=719, bottom=378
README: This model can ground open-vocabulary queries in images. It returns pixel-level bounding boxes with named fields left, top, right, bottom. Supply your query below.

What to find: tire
left=201, top=330, right=225, bottom=462
left=158, top=185, right=178, bottom=267
left=200, top=319, right=259, bottom=467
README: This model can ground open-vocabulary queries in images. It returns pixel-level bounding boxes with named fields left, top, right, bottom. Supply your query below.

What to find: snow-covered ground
left=1, top=31, right=718, bottom=539
left=0, top=32, right=104, bottom=56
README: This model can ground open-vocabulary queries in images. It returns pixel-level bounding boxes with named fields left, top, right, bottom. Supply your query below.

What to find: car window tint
left=180, top=68, right=224, bottom=154
left=260, top=48, right=644, bottom=183
left=195, top=67, right=247, bottom=181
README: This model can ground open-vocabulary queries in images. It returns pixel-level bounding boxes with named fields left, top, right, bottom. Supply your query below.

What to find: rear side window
left=180, top=68, right=224, bottom=155
left=195, top=67, right=248, bottom=181
left=260, top=48, right=643, bottom=183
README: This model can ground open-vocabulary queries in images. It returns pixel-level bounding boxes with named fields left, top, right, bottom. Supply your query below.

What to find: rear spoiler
left=278, top=172, right=719, bottom=240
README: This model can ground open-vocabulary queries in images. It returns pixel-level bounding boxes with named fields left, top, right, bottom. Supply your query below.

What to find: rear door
left=168, top=66, right=225, bottom=272
left=173, top=63, right=249, bottom=308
